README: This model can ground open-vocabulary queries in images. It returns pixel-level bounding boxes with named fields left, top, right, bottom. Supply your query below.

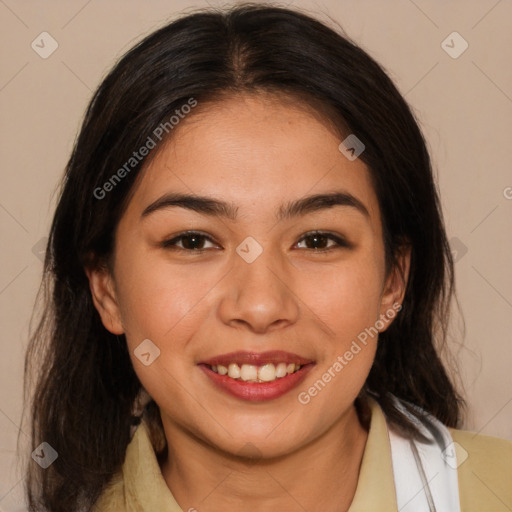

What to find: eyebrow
left=141, top=190, right=370, bottom=221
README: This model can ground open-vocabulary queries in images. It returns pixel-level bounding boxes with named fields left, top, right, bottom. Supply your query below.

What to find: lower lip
left=199, top=363, right=315, bottom=401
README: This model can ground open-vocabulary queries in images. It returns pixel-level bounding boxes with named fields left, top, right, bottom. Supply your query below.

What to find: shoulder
left=449, top=428, right=512, bottom=511
left=92, top=472, right=125, bottom=511
left=450, top=427, right=512, bottom=470
left=92, top=417, right=169, bottom=511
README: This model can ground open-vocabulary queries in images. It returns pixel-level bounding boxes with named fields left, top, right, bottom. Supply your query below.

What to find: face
left=88, top=93, right=408, bottom=459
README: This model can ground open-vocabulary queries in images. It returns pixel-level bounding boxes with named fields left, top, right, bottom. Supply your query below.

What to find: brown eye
left=161, top=232, right=217, bottom=251
left=296, top=231, right=350, bottom=251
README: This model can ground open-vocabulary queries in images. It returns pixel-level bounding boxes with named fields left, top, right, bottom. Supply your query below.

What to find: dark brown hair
left=24, top=3, right=464, bottom=511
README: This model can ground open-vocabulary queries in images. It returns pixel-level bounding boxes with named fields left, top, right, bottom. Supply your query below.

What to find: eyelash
left=160, top=230, right=351, bottom=253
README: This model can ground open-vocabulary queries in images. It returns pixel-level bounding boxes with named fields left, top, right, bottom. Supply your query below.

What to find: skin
left=87, top=93, right=410, bottom=512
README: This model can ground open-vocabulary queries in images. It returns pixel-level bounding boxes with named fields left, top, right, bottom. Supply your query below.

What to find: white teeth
left=228, top=363, right=241, bottom=379
left=275, top=362, right=287, bottom=378
left=240, top=364, right=258, bottom=381
left=258, top=363, right=276, bottom=382
left=211, top=362, right=303, bottom=382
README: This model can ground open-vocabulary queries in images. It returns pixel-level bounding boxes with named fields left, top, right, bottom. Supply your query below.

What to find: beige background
left=1, top=0, right=511, bottom=508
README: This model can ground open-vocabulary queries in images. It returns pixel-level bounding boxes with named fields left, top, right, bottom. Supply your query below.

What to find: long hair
left=24, top=3, right=464, bottom=510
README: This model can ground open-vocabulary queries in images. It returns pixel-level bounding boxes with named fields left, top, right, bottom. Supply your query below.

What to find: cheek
left=113, top=249, right=224, bottom=348
left=295, top=262, right=381, bottom=419
left=297, top=255, right=384, bottom=337
left=296, top=255, right=383, bottom=398
left=112, top=252, right=213, bottom=410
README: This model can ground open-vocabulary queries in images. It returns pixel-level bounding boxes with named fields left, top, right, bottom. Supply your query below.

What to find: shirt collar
left=348, top=396, right=397, bottom=511
left=123, top=419, right=183, bottom=511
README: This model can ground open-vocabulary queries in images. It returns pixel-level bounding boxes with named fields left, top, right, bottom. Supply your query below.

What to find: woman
left=24, top=3, right=512, bottom=512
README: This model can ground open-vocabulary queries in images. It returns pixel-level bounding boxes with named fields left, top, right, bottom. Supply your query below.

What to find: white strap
left=387, top=398, right=462, bottom=512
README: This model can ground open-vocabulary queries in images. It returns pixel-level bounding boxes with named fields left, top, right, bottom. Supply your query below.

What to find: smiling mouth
left=207, top=362, right=302, bottom=383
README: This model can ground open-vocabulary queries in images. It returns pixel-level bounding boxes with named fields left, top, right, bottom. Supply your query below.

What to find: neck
left=160, top=403, right=369, bottom=512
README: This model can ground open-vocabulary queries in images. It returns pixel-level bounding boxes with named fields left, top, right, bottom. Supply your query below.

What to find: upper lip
left=199, top=350, right=315, bottom=367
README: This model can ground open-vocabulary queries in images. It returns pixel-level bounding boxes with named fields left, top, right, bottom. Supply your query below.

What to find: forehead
left=124, top=93, right=381, bottom=226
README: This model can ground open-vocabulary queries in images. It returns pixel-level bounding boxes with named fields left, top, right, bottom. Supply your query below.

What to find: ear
left=85, top=266, right=124, bottom=335
left=378, top=244, right=411, bottom=332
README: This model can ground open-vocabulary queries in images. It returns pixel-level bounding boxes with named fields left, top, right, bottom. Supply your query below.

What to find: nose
left=217, top=245, right=300, bottom=334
